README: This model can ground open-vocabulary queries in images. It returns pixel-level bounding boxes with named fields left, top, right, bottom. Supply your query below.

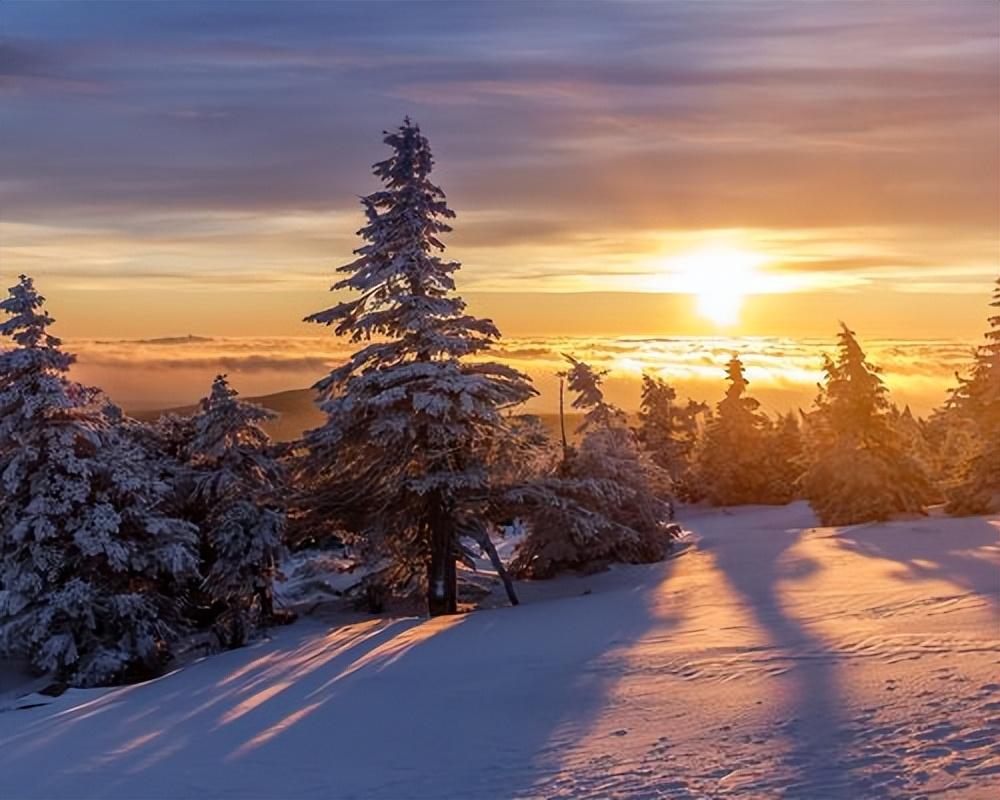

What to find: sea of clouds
left=67, top=334, right=976, bottom=418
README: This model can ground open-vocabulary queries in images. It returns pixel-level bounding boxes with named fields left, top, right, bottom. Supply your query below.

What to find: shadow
left=0, top=617, right=424, bottom=798
left=0, top=558, right=685, bottom=800
left=703, top=505, right=857, bottom=798
left=835, top=516, right=1000, bottom=606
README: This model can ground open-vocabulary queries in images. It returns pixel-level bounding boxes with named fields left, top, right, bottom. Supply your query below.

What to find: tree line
left=1, top=119, right=996, bottom=687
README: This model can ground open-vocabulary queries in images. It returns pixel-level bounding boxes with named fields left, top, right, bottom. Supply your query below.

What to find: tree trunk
left=480, top=533, right=519, bottom=607
left=559, top=376, right=569, bottom=460
left=427, top=493, right=458, bottom=616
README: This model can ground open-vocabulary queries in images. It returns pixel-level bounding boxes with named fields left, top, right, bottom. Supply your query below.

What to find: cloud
left=65, top=332, right=973, bottom=416
left=0, top=1, right=995, bottom=298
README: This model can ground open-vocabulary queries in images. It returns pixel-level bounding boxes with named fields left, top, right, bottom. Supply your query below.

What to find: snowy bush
left=507, top=356, right=677, bottom=579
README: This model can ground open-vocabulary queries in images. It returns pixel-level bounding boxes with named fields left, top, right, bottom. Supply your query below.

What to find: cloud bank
left=66, top=333, right=974, bottom=417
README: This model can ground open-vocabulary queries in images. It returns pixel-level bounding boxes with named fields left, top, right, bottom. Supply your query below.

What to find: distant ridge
left=129, top=387, right=324, bottom=442
left=95, top=334, right=214, bottom=345
left=130, top=388, right=582, bottom=443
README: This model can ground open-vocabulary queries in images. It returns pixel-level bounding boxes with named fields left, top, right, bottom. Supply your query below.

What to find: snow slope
left=2, top=503, right=998, bottom=799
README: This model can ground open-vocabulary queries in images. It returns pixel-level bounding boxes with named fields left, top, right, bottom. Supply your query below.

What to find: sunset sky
left=1, top=1, right=997, bottom=410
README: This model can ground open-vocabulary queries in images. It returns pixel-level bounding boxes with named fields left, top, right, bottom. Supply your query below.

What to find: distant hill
left=130, top=389, right=586, bottom=443
left=130, top=388, right=325, bottom=442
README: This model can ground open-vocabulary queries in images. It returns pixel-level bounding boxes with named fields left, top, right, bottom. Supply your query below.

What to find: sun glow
left=669, top=246, right=770, bottom=326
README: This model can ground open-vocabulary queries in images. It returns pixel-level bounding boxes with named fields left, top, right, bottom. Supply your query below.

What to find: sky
left=1, top=1, right=997, bottom=410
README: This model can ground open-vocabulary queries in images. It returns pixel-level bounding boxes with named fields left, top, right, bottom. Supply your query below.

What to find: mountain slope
left=130, top=388, right=325, bottom=442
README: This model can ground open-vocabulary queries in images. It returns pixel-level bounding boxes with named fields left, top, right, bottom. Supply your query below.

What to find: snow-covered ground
left=1, top=503, right=998, bottom=799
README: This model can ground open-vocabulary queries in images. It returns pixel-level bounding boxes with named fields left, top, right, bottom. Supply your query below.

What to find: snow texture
left=3, top=503, right=997, bottom=799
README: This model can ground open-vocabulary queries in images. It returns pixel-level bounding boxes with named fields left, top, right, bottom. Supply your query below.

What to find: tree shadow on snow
left=835, top=516, right=1000, bottom=606
left=704, top=512, right=858, bottom=798
left=0, top=562, right=685, bottom=800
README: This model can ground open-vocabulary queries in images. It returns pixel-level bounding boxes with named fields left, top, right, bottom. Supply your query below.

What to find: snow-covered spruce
left=939, top=276, right=999, bottom=514
left=188, top=375, right=286, bottom=646
left=694, top=354, right=795, bottom=505
left=635, top=373, right=707, bottom=499
left=764, top=409, right=806, bottom=505
left=801, top=323, right=935, bottom=525
left=301, top=119, right=535, bottom=615
left=0, top=275, right=198, bottom=687
left=506, top=356, right=676, bottom=579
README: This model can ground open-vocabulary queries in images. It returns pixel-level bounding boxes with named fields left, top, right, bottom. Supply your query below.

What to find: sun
left=671, top=246, right=768, bottom=326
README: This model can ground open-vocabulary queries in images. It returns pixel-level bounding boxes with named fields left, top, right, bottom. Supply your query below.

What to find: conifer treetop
left=190, top=375, right=279, bottom=500
left=818, top=323, right=889, bottom=430
left=561, top=354, right=627, bottom=433
left=723, top=354, right=750, bottom=402
left=715, top=353, right=763, bottom=420
left=305, top=118, right=503, bottom=395
left=986, top=275, right=999, bottom=346
left=0, top=275, right=87, bottom=432
left=192, top=375, right=275, bottom=457
left=0, top=275, right=58, bottom=348
left=640, top=374, right=677, bottom=408
left=0, top=274, right=73, bottom=374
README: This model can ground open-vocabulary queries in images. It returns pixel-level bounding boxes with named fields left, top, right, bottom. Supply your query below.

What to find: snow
left=2, top=502, right=998, bottom=799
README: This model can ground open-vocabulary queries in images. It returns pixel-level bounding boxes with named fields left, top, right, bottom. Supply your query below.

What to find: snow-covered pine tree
left=635, top=373, right=707, bottom=497
left=302, top=119, right=535, bottom=615
left=694, top=354, right=774, bottom=505
left=0, top=275, right=198, bottom=686
left=506, top=356, right=676, bottom=579
left=889, top=406, right=937, bottom=486
left=567, top=358, right=673, bottom=521
left=761, top=410, right=805, bottom=504
left=801, top=323, right=934, bottom=525
left=943, top=277, right=1000, bottom=513
left=188, top=375, right=286, bottom=646
left=562, top=355, right=626, bottom=432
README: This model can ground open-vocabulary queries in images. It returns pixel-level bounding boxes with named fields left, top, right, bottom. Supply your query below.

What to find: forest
left=1, top=120, right=997, bottom=689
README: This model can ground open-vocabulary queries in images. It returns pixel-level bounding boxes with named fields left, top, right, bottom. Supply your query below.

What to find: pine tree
left=635, top=373, right=707, bottom=497
left=801, top=323, right=934, bottom=525
left=890, top=406, right=937, bottom=486
left=943, top=277, right=1000, bottom=513
left=507, top=356, right=676, bottom=578
left=762, top=410, right=805, bottom=504
left=0, top=275, right=198, bottom=686
left=562, top=355, right=625, bottom=432
left=694, top=354, right=775, bottom=505
left=188, top=376, right=286, bottom=646
left=302, top=119, right=535, bottom=615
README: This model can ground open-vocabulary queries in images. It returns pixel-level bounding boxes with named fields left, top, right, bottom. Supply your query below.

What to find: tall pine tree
left=943, top=277, right=1000, bottom=513
left=694, top=354, right=774, bottom=505
left=302, top=120, right=535, bottom=615
left=0, top=276, right=198, bottom=686
left=801, top=323, right=934, bottom=525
